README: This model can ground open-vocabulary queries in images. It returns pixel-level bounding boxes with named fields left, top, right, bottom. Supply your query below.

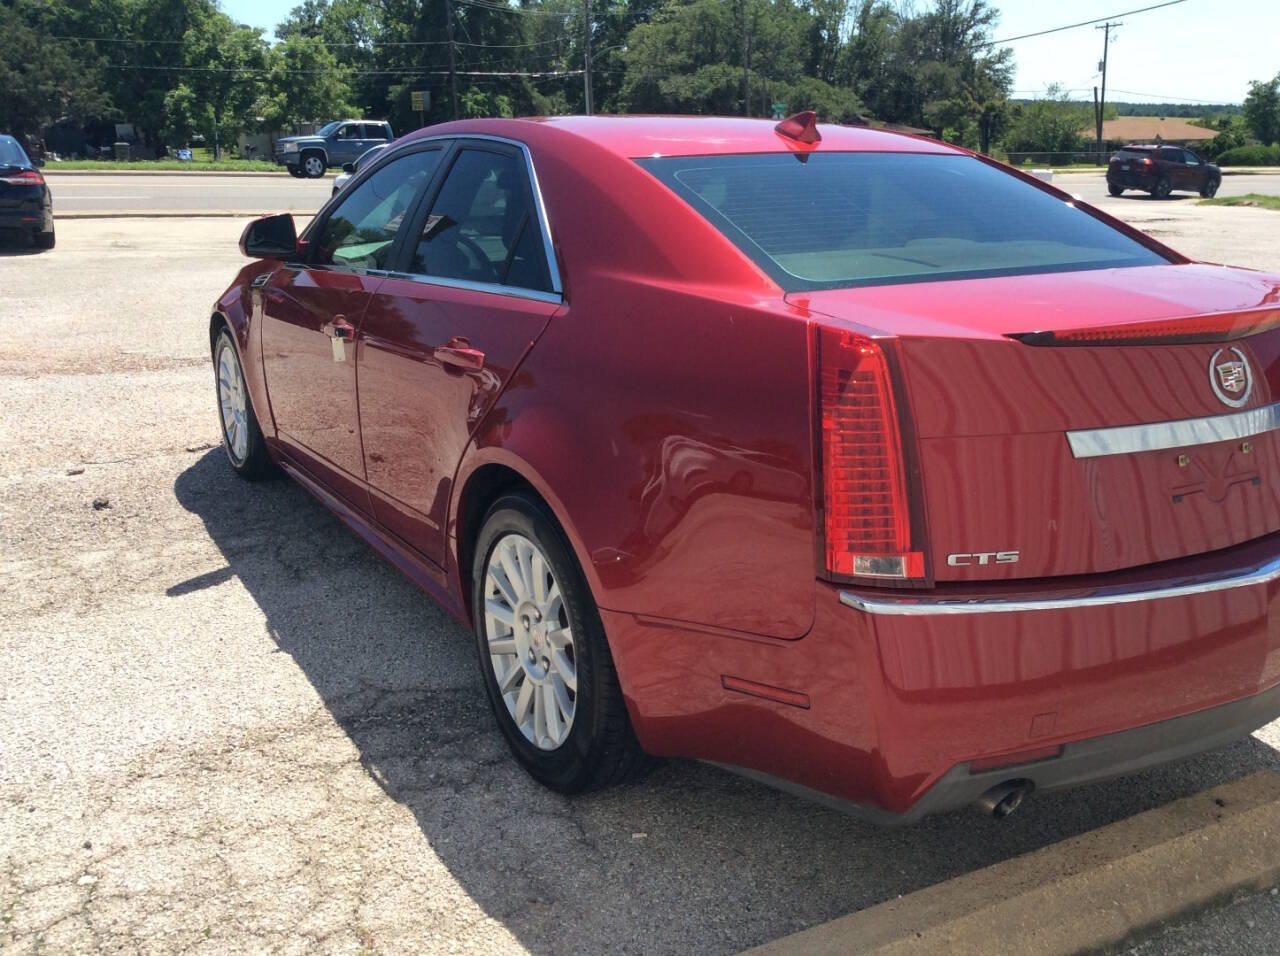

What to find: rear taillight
left=0, top=169, right=44, bottom=186
left=815, top=325, right=924, bottom=581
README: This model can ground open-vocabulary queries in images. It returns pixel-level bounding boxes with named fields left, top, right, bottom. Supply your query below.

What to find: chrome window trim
left=840, top=553, right=1280, bottom=616
left=383, top=271, right=563, bottom=305
left=400, top=132, right=563, bottom=298
left=1066, top=400, right=1280, bottom=459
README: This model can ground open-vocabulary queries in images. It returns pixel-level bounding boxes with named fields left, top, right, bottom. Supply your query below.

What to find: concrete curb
left=745, top=771, right=1280, bottom=956
left=43, top=169, right=326, bottom=179
left=57, top=211, right=304, bottom=220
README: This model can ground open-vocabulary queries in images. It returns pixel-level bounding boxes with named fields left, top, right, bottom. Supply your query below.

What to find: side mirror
left=33, top=158, right=45, bottom=168
left=341, top=162, right=356, bottom=174
left=240, top=213, right=299, bottom=260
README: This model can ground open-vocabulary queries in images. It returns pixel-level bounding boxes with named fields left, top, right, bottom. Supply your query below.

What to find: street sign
left=771, top=101, right=787, bottom=120
left=410, top=90, right=428, bottom=112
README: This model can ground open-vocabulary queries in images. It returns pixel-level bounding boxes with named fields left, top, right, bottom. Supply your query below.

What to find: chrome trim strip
left=397, top=132, right=564, bottom=296
left=1066, top=400, right=1280, bottom=459
left=840, top=554, right=1280, bottom=616
left=382, top=271, right=563, bottom=305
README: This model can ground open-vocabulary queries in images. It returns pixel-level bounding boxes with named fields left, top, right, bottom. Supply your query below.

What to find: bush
left=1215, top=144, right=1280, bottom=166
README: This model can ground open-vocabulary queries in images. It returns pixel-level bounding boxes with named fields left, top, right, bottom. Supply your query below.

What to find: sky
left=217, top=0, right=1280, bottom=105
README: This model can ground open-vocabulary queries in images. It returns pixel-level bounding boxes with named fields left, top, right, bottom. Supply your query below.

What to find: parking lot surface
left=2, top=206, right=1280, bottom=953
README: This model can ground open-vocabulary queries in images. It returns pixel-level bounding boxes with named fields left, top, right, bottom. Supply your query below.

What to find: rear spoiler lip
left=1008, top=306, right=1280, bottom=347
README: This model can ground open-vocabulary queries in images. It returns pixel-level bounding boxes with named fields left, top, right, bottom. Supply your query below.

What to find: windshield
left=0, top=137, right=30, bottom=167
left=316, top=121, right=342, bottom=137
left=637, top=152, right=1168, bottom=291
left=1114, top=148, right=1154, bottom=160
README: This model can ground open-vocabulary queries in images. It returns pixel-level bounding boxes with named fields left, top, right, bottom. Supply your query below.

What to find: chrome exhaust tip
left=974, top=781, right=1033, bottom=819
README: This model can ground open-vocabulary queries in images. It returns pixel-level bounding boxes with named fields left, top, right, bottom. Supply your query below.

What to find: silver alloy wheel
left=483, top=532, right=577, bottom=750
left=216, top=338, right=249, bottom=464
left=303, top=155, right=325, bottom=177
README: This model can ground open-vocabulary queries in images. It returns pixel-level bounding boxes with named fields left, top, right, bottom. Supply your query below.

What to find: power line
left=101, top=64, right=582, bottom=77
left=989, top=0, right=1187, bottom=45
left=1108, top=87, right=1234, bottom=104
left=49, top=33, right=568, bottom=49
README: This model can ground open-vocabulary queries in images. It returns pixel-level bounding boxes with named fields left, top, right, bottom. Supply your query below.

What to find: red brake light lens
left=0, top=169, right=44, bottom=186
left=1009, top=309, right=1280, bottom=347
left=817, top=326, right=923, bottom=580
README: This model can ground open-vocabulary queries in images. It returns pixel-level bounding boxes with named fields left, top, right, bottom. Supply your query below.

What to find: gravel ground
left=1127, top=888, right=1280, bottom=955
left=2, top=211, right=1280, bottom=955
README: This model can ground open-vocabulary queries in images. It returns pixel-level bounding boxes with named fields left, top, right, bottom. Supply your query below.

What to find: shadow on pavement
left=174, top=449, right=1280, bottom=954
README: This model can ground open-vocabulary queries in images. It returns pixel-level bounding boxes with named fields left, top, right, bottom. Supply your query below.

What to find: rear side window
left=0, top=137, right=29, bottom=167
left=409, top=147, right=552, bottom=292
left=637, top=153, right=1168, bottom=291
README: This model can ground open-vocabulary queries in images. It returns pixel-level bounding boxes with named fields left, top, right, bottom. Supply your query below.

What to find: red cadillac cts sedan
left=210, top=113, right=1280, bottom=823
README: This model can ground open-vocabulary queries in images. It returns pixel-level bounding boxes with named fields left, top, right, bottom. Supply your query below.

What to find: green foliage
left=1214, top=144, right=1280, bottom=166
left=1243, top=74, right=1280, bottom=146
left=0, top=0, right=114, bottom=138
left=1003, top=85, right=1090, bottom=153
left=254, top=35, right=357, bottom=132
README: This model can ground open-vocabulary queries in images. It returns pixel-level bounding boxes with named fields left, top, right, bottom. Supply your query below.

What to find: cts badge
left=947, top=551, right=1020, bottom=567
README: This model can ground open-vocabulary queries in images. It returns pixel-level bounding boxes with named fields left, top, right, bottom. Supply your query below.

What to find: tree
left=165, top=15, right=268, bottom=156
left=0, top=1, right=113, bottom=139
left=255, top=34, right=357, bottom=132
left=1003, top=84, right=1090, bottom=154
left=1243, top=74, right=1280, bottom=146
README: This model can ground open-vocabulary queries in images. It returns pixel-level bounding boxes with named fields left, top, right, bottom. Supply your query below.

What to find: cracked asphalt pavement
left=2, top=209, right=1280, bottom=954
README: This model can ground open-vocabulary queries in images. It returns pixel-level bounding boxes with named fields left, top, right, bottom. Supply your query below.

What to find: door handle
left=435, top=336, right=485, bottom=371
left=327, top=316, right=355, bottom=340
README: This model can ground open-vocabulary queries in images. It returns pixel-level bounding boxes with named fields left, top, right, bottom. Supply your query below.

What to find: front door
left=358, top=142, right=562, bottom=566
left=260, top=146, right=443, bottom=507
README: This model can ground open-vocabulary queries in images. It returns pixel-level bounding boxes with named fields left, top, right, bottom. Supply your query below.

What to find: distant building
left=1083, top=116, right=1217, bottom=147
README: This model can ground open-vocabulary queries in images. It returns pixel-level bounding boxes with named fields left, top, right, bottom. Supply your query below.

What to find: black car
left=0, top=135, right=54, bottom=248
left=1107, top=144, right=1221, bottom=199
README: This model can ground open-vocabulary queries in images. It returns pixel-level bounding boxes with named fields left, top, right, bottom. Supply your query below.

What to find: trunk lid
left=793, top=263, right=1280, bottom=582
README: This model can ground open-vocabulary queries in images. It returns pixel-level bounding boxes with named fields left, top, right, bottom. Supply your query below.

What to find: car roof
left=403, top=115, right=964, bottom=159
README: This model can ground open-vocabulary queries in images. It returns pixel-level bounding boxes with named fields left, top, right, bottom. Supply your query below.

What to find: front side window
left=311, top=149, right=441, bottom=271
left=1183, top=150, right=1201, bottom=165
left=410, top=148, right=551, bottom=292
left=637, top=152, right=1169, bottom=291
left=338, top=124, right=363, bottom=140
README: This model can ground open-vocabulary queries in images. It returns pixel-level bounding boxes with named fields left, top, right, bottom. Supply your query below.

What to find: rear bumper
left=1108, top=170, right=1157, bottom=189
left=606, top=533, right=1280, bottom=823
left=0, top=204, right=53, bottom=234
left=725, top=678, right=1280, bottom=824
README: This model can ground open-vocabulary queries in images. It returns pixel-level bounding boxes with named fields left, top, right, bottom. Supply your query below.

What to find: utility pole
left=1093, top=85, right=1101, bottom=155
left=445, top=0, right=459, bottom=120
left=583, top=0, right=593, bottom=115
left=1095, top=21, right=1121, bottom=159
left=740, top=0, right=750, bottom=116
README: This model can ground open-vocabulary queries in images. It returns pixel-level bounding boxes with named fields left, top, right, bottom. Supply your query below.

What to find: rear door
left=357, top=139, right=562, bottom=566
left=260, top=146, right=443, bottom=507
left=1157, top=147, right=1186, bottom=188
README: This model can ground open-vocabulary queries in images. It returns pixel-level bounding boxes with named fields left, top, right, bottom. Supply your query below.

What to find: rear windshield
left=1114, top=148, right=1154, bottom=160
left=0, top=137, right=30, bottom=167
left=636, top=152, right=1167, bottom=291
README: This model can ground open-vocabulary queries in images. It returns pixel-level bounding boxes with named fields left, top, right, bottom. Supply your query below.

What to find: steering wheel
left=446, top=233, right=499, bottom=283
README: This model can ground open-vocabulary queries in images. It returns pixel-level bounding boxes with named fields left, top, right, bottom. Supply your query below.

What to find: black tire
left=301, top=151, right=326, bottom=179
left=1152, top=176, right=1172, bottom=199
left=33, top=228, right=55, bottom=249
left=1201, top=177, right=1220, bottom=198
left=287, top=165, right=305, bottom=178
left=472, top=492, right=648, bottom=794
left=212, top=327, right=274, bottom=480
left=1108, top=183, right=1124, bottom=197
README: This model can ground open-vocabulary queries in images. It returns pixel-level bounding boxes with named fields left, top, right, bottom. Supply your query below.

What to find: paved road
left=43, top=169, right=1280, bottom=217
left=1, top=210, right=1279, bottom=953
left=1058, top=169, right=1280, bottom=206
left=45, top=172, right=335, bottom=215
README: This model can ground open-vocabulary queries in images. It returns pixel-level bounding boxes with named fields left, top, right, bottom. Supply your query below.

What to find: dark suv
left=1107, top=144, right=1220, bottom=199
